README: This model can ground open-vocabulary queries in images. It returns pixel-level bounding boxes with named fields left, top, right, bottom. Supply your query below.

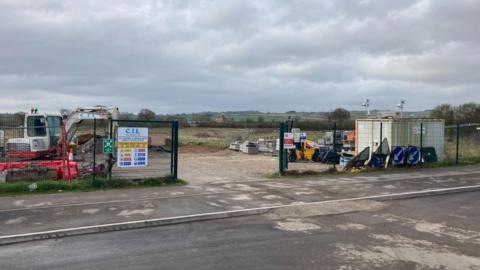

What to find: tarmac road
left=1, top=166, right=480, bottom=237
left=1, top=191, right=479, bottom=270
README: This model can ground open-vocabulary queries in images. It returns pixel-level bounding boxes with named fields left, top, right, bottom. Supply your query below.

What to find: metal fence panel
left=277, top=119, right=480, bottom=175
left=445, top=124, right=480, bottom=164
left=278, top=121, right=343, bottom=175
left=108, top=120, right=178, bottom=180
left=0, top=122, right=77, bottom=183
left=75, top=118, right=111, bottom=179
left=0, top=118, right=179, bottom=184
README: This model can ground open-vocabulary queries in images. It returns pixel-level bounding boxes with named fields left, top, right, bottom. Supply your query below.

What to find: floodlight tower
left=362, top=99, right=370, bottom=118
left=397, top=99, right=405, bottom=118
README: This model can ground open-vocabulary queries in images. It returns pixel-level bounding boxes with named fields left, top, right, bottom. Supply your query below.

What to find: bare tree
left=138, top=109, right=156, bottom=121
left=431, top=104, right=455, bottom=125
left=328, top=108, right=351, bottom=124
left=455, top=103, right=480, bottom=124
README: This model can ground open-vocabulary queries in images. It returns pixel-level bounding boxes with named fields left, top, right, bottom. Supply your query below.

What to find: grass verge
left=0, top=176, right=187, bottom=196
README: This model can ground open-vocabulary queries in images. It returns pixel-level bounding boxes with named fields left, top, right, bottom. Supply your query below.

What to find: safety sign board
left=412, top=126, right=426, bottom=135
left=299, top=132, right=307, bottom=142
left=103, top=139, right=114, bottom=154
left=284, top=133, right=295, bottom=149
left=292, top=128, right=301, bottom=142
left=117, top=127, right=149, bottom=167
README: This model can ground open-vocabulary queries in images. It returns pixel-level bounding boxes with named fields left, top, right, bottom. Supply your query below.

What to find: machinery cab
left=7, top=113, right=63, bottom=157
left=24, top=114, right=63, bottom=147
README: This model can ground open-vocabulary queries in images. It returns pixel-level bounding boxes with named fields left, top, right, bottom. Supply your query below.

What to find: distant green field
left=179, top=127, right=279, bottom=147
left=178, top=127, right=336, bottom=147
left=171, top=110, right=432, bottom=123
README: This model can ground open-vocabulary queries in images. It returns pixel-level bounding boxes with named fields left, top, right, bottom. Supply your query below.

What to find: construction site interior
left=0, top=106, right=450, bottom=185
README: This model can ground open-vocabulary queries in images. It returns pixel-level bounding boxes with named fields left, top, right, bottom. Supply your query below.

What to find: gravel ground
left=179, top=148, right=332, bottom=185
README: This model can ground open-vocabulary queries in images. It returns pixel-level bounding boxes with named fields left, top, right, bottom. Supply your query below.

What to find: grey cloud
left=0, top=0, right=479, bottom=113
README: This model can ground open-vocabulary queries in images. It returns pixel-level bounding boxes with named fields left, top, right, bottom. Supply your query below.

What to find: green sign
left=103, top=139, right=114, bottom=154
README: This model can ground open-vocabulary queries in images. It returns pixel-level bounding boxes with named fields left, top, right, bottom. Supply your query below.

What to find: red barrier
left=0, top=160, right=79, bottom=180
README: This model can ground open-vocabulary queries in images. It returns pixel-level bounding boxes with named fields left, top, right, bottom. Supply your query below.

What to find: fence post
left=279, top=122, right=285, bottom=175
left=456, top=123, right=460, bottom=164
left=284, top=122, right=288, bottom=170
left=170, top=121, right=175, bottom=177
left=333, top=122, right=337, bottom=170
left=420, top=122, right=423, bottom=164
left=108, top=119, right=113, bottom=180
left=92, top=118, right=96, bottom=181
left=379, top=122, right=383, bottom=150
left=173, top=121, right=179, bottom=180
left=2, top=129, right=5, bottom=161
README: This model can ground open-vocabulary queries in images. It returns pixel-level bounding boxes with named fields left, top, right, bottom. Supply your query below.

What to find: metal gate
left=107, top=120, right=179, bottom=180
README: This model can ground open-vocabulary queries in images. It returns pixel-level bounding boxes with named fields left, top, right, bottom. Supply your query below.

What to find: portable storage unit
left=355, top=118, right=445, bottom=161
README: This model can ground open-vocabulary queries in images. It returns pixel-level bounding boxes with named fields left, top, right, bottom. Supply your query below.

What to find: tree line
left=129, top=103, right=480, bottom=129
left=431, top=103, right=480, bottom=125
left=117, top=108, right=355, bottom=130
left=196, top=120, right=354, bottom=130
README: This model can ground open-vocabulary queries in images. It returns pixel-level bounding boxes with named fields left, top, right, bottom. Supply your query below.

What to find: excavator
left=0, top=106, right=119, bottom=181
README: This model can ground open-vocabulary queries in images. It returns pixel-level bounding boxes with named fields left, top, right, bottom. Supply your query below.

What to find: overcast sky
left=0, top=0, right=479, bottom=114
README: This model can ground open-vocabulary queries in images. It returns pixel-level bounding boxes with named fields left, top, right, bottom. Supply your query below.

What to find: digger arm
left=65, top=107, right=120, bottom=142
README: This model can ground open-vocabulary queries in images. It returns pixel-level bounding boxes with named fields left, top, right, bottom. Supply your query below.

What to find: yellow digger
left=288, top=139, right=321, bottom=162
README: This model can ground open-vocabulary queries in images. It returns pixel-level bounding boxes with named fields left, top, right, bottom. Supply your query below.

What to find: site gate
left=107, top=119, right=179, bottom=181
left=278, top=121, right=341, bottom=176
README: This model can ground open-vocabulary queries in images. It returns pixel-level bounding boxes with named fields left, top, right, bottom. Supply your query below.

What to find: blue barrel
left=407, top=146, right=421, bottom=165
left=391, top=146, right=405, bottom=166
left=339, top=154, right=353, bottom=167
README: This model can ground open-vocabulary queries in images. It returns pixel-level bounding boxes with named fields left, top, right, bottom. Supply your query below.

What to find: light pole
left=362, top=99, right=370, bottom=118
left=397, top=99, right=405, bottom=118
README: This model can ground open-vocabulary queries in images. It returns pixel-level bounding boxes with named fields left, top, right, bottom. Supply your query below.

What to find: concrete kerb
left=1, top=184, right=480, bottom=245
left=0, top=208, right=270, bottom=246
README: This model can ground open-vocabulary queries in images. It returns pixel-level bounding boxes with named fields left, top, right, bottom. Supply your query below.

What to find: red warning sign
left=284, top=133, right=295, bottom=149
